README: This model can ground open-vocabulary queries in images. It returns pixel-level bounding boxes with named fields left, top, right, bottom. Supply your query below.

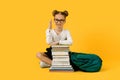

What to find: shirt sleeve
left=59, top=30, right=73, bottom=45
left=46, top=29, right=53, bottom=44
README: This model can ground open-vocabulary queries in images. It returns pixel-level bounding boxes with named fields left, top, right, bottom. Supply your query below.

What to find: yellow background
left=0, top=0, right=120, bottom=80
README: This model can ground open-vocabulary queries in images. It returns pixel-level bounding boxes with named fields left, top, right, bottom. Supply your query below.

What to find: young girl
left=36, top=10, right=73, bottom=68
left=36, top=10, right=102, bottom=72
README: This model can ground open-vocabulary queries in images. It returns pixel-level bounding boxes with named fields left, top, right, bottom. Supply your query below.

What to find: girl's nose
left=57, top=21, right=62, bottom=24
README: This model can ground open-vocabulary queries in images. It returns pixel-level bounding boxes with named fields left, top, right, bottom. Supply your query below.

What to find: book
left=52, top=59, right=70, bottom=61
left=52, top=61, right=70, bottom=65
left=52, top=52, right=69, bottom=56
left=49, top=67, right=74, bottom=72
left=52, top=45, right=70, bottom=52
left=51, top=65, right=72, bottom=67
left=49, top=45, right=74, bottom=72
left=53, top=56, right=69, bottom=59
left=51, top=44, right=71, bottom=47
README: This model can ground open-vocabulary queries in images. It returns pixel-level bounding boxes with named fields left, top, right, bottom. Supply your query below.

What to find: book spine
left=52, top=50, right=69, bottom=52
left=53, top=56, right=69, bottom=59
left=52, top=47, right=69, bottom=51
left=51, top=65, right=72, bottom=67
left=52, top=52, right=69, bottom=56
left=52, top=59, right=70, bottom=61
left=52, top=45, right=70, bottom=47
left=52, top=61, right=70, bottom=65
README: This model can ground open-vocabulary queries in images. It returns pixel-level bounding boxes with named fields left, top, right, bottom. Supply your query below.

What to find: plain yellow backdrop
left=0, top=0, right=120, bottom=80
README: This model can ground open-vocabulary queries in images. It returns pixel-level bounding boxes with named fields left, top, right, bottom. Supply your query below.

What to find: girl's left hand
left=49, top=41, right=59, bottom=45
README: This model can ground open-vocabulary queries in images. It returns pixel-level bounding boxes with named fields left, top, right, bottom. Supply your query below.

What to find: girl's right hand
left=49, top=41, right=59, bottom=46
left=48, top=19, right=52, bottom=29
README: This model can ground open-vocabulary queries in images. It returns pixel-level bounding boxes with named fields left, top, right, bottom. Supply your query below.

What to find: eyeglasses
left=54, top=18, right=65, bottom=23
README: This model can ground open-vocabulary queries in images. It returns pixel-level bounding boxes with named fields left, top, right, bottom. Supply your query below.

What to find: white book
left=52, top=61, right=70, bottom=63
left=53, top=58, right=70, bottom=60
left=53, top=56, right=69, bottom=59
left=49, top=67, right=74, bottom=71
left=52, top=47, right=69, bottom=49
left=52, top=52, right=69, bottom=56
left=53, top=59, right=70, bottom=61
left=52, top=49, right=70, bottom=52
left=50, top=67, right=73, bottom=69
left=51, top=65, right=72, bottom=67
left=52, top=45, right=70, bottom=48
left=52, top=63, right=70, bottom=65
left=52, top=61, right=70, bottom=65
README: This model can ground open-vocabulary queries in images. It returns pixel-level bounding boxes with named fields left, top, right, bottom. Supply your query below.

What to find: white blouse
left=46, top=29, right=73, bottom=45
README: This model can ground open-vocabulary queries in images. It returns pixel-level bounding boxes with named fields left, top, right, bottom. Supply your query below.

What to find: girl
left=36, top=10, right=73, bottom=68
left=36, top=10, right=102, bottom=72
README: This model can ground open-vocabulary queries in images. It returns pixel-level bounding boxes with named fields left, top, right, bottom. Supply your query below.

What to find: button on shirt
left=46, top=29, right=73, bottom=45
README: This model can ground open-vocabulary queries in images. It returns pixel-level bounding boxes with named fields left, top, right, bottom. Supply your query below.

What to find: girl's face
left=54, top=13, right=66, bottom=28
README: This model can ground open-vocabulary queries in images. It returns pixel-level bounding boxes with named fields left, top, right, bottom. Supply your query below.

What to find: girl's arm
left=46, top=29, right=59, bottom=46
left=59, top=30, right=73, bottom=45
left=46, top=29, right=53, bottom=44
left=46, top=20, right=59, bottom=46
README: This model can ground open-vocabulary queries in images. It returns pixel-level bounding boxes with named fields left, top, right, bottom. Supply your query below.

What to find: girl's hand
left=48, top=19, right=52, bottom=29
left=49, top=41, right=59, bottom=46
left=53, top=41, right=59, bottom=45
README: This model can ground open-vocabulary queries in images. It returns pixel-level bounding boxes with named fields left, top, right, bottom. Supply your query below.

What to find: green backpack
left=69, top=52, right=102, bottom=72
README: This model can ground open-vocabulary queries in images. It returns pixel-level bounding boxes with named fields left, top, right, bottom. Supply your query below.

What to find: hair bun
left=52, top=10, right=69, bottom=17
left=52, top=10, right=59, bottom=16
left=63, top=10, right=69, bottom=17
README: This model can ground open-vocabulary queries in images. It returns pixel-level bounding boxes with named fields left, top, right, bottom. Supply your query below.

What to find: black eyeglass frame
left=54, top=18, right=66, bottom=23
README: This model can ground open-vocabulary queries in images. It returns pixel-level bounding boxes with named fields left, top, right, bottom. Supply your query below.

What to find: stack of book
left=49, top=45, right=74, bottom=72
